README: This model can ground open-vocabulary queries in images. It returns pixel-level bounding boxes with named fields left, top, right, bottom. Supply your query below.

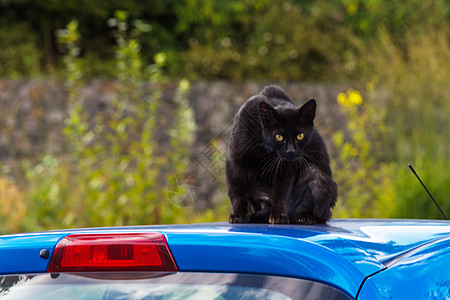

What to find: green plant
left=332, top=88, right=396, bottom=218
left=61, top=11, right=197, bottom=227
left=0, top=176, right=26, bottom=233
left=0, top=0, right=448, bottom=80
left=21, top=156, right=82, bottom=231
left=0, top=23, right=41, bottom=77
left=179, top=0, right=364, bottom=81
left=14, top=12, right=198, bottom=231
left=367, top=26, right=450, bottom=219
left=392, top=160, right=450, bottom=220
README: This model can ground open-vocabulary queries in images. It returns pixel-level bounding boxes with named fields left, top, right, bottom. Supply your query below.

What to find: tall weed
left=0, top=175, right=26, bottom=233
left=13, top=12, right=198, bottom=232
left=61, top=12, right=197, bottom=227
left=332, top=88, right=396, bottom=218
left=0, top=23, right=41, bottom=77
left=366, top=27, right=450, bottom=219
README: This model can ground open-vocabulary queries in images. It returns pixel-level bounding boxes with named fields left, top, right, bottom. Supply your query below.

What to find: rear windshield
left=0, top=272, right=351, bottom=300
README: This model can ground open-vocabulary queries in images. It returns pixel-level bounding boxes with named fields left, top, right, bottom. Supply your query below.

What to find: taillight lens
left=47, top=233, right=177, bottom=272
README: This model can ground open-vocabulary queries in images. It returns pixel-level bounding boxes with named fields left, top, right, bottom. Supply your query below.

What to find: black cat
left=226, top=85, right=337, bottom=225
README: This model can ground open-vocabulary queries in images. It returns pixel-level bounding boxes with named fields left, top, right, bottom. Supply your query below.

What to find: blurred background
left=0, top=0, right=448, bottom=233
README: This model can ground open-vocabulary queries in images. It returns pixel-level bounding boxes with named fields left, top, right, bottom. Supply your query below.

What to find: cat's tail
left=248, top=198, right=271, bottom=223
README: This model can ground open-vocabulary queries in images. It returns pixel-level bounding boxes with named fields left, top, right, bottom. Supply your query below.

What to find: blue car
left=0, top=219, right=449, bottom=299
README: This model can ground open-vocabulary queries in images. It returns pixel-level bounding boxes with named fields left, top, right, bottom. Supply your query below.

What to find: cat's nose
left=285, top=151, right=297, bottom=160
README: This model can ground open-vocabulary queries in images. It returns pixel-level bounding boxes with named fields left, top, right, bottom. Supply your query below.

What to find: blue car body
left=0, top=219, right=449, bottom=299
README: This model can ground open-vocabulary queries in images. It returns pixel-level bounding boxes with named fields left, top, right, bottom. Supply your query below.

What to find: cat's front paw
left=269, top=213, right=289, bottom=224
left=296, top=213, right=322, bottom=225
left=229, top=214, right=250, bottom=224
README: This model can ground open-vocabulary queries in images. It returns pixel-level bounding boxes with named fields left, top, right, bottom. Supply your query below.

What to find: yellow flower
left=337, top=93, right=348, bottom=106
left=348, top=89, right=363, bottom=106
left=337, top=88, right=363, bottom=107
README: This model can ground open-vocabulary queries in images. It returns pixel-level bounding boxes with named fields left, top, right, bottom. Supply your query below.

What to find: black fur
left=226, top=85, right=337, bottom=225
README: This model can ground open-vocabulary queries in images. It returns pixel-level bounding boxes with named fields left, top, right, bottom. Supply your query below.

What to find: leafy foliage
left=332, top=88, right=396, bottom=218
left=0, top=0, right=447, bottom=81
left=0, top=22, right=41, bottom=77
left=60, top=12, right=197, bottom=227
left=0, top=13, right=199, bottom=233
left=0, top=176, right=25, bottom=232
left=368, top=26, right=450, bottom=219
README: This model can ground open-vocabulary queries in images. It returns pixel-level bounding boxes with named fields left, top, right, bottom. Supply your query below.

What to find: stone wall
left=0, top=80, right=348, bottom=160
left=0, top=79, right=350, bottom=208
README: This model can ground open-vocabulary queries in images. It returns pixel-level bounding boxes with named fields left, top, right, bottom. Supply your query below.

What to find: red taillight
left=47, top=233, right=177, bottom=272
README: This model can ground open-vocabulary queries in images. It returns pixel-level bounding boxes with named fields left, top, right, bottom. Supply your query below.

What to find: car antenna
left=408, top=164, right=448, bottom=220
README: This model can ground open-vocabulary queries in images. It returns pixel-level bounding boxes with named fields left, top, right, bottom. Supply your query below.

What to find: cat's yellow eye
left=297, top=133, right=305, bottom=141
left=275, top=134, right=284, bottom=142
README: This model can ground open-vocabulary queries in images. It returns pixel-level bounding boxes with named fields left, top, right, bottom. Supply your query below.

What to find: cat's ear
left=299, top=99, right=316, bottom=122
left=259, top=101, right=276, bottom=127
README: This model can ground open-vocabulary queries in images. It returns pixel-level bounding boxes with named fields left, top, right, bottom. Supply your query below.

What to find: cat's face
left=259, top=99, right=316, bottom=161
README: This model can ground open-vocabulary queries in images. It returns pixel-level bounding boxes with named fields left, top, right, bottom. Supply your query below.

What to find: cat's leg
left=247, top=195, right=271, bottom=223
left=226, top=161, right=251, bottom=223
left=245, top=184, right=272, bottom=223
left=290, top=166, right=337, bottom=225
left=269, top=171, right=296, bottom=224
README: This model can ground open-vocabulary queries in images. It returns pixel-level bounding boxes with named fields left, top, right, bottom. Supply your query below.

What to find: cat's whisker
left=299, top=155, right=311, bottom=169
left=302, top=149, right=327, bottom=153
left=274, top=156, right=284, bottom=179
left=270, top=156, right=282, bottom=179
left=261, top=154, right=278, bottom=180
left=302, top=153, right=321, bottom=167
left=296, top=157, right=306, bottom=171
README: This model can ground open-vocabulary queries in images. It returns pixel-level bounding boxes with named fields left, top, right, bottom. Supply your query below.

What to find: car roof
left=1, top=219, right=449, bottom=298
